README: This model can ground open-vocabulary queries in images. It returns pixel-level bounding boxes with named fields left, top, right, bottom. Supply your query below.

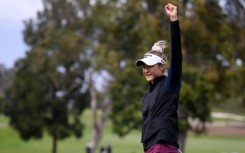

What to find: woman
left=136, top=3, right=182, bottom=153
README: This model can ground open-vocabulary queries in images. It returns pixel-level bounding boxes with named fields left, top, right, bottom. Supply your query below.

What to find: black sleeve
left=164, top=21, right=182, bottom=92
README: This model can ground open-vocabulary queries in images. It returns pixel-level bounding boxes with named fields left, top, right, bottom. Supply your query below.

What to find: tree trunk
left=86, top=70, right=111, bottom=153
left=87, top=83, right=100, bottom=153
left=178, top=104, right=189, bottom=153
left=178, top=131, right=187, bottom=153
left=52, top=134, right=57, bottom=153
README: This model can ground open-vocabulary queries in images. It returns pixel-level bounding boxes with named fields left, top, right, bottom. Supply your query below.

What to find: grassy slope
left=185, top=134, right=245, bottom=153
left=0, top=111, right=245, bottom=153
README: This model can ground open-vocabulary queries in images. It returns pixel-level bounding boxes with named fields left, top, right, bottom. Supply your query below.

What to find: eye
left=143, top=65, right=154, bottom=69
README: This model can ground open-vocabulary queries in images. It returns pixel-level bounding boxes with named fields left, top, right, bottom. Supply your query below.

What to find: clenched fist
left=165, top=3, right=178, bottom=21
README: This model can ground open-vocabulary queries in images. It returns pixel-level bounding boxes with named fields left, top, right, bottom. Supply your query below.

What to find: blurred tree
left=0, top=64, right=13, bottom=113
left=4, top=1, right=90, bottom=153
left=108, top=0, right=245, bottom=152
left=2, top=0, right=244, bottom=153
left=223, top=0, right=245, bottom=26
left=216, top=0, right=245, bottom=110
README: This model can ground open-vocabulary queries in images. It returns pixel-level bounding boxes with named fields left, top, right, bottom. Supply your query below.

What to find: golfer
left=136, top=3, right=182, bottom=153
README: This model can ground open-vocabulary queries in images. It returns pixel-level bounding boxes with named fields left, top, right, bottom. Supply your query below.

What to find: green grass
left=0, top=111, right=142, bottom=153
left=0, top=110, right=245, bottom=153
left=185, top=134, right=245, bottom=153
left=211, top=117, right=244, bottom=122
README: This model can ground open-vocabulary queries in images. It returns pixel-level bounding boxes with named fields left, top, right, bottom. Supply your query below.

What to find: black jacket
left=141, top=21, right=182, bottom=150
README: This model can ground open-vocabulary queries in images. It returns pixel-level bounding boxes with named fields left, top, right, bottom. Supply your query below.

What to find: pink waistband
left=144, top=143, right=178, bottom=153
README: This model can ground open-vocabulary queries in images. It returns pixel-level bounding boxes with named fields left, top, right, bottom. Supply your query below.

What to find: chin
left=146, top=78, right=154, bottom=82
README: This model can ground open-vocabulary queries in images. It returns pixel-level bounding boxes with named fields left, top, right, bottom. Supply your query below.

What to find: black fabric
left=141, top=21, right=182, bottom=151
left=141, top=77, right=179, bottom=150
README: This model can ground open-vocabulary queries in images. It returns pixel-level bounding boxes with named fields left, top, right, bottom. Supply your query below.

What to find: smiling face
left=142, top=63, right=165, bottom=83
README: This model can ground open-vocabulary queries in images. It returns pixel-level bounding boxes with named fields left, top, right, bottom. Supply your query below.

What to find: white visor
left=136, top=53, right=165, bottom=66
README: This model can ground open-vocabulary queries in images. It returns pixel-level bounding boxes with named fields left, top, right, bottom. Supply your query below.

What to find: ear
left=159, top=64, right=165, bottom=71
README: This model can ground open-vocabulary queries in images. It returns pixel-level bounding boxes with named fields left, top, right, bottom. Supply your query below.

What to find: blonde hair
left=147, top=40, right=168, bottom=76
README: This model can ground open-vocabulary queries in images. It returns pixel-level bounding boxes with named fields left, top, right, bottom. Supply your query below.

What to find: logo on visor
left=144, top=54, right=152, bottom=58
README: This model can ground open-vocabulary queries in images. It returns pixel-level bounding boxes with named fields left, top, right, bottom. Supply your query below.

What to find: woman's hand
left=165, top=3, right=178, bottom=21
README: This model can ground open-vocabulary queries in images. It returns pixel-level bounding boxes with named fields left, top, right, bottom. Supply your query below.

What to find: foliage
left=109, top=66, right=144, bottom=136
left=4, top=0, right=91, bottom=152
left=0, top=64, right=13, bottom=114
left=108, top=0, right=245, bottom=138
left=1, top=0, right=244, bottom=152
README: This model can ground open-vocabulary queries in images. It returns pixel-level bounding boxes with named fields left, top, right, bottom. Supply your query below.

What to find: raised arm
left=165, top=3, right=178, bottom=22
left=164, top=3, right=182, bottom=92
